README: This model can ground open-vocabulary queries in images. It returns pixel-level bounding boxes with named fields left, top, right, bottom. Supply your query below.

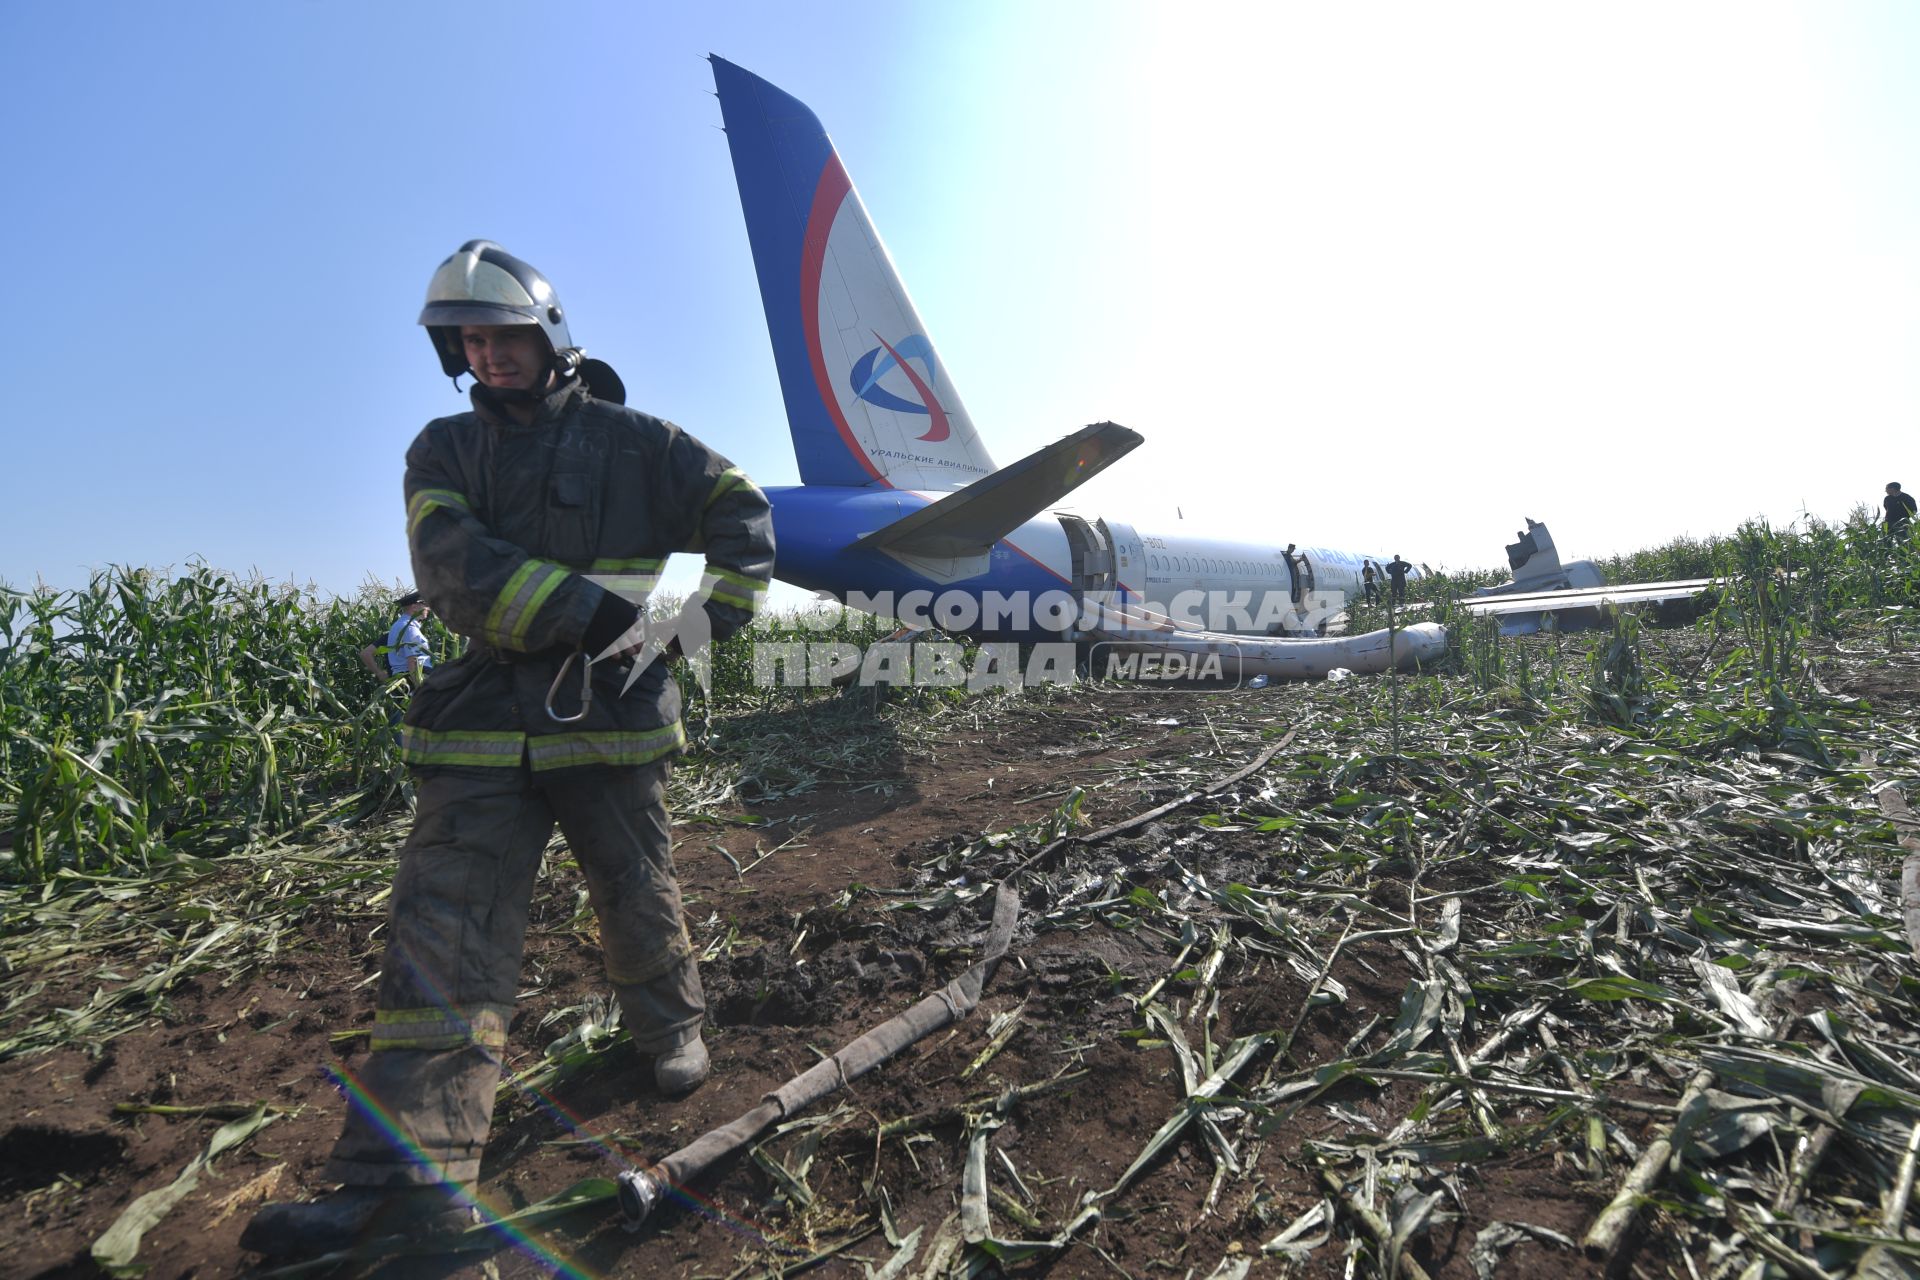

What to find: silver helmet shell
left=419, top=240, right=573, bottom=379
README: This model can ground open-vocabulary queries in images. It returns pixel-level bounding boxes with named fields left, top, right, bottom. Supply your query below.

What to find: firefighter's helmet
left=418, top=240, right=572, bottom=379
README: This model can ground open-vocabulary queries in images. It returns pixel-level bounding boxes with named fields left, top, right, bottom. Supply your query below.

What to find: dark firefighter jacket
left=399, top=376, right=774, bottom=774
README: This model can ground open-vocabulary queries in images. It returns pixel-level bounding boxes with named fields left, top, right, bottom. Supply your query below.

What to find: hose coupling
left=616, top=1167, right=661, bottom=1230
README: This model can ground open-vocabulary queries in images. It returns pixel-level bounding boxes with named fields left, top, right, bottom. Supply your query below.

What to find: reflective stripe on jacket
left=399, top=376, right=774, bottom=773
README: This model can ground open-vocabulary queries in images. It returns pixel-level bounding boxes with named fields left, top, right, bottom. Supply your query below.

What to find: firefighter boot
left=654, top=1035, right=709, bottom=1095
left=239, top=1183, right=476, bottom=1258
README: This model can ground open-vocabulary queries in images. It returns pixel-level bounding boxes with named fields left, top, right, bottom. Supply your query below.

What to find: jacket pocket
left=546, top=471, right=602, bottom=565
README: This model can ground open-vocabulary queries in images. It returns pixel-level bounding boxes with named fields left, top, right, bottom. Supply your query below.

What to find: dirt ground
left=2, top=687, right=1693, bottom=1279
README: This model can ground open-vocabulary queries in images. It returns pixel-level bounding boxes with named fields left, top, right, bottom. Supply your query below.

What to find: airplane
left=705, top=56, right=1447, bottom=680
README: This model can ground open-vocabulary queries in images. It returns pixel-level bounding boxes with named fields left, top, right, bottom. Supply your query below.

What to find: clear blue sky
left=3, top=2, right=1916, bottom=599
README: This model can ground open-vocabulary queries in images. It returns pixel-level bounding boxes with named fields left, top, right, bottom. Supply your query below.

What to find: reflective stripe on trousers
left=324, top=762, right=701, bottom=1186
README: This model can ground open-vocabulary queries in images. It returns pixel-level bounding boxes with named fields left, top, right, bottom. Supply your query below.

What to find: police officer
left=384, top=591, right=434, bottom=679
left=245, top=241, right=775, bottom=1257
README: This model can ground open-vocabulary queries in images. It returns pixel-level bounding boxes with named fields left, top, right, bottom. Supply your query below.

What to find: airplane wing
left=1460, top=578, right=1719, bottom=617
left=851, top=421, right=1142, bottom=558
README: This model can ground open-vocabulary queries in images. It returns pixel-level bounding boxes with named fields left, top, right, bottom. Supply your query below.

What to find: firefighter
left=244, top=241, right=775, bottom=1257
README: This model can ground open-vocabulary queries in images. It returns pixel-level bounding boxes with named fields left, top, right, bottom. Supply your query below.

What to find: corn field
left=7, top=515, right=1920, bottom=1278
left=0, top=567, right=883, bottom=887
left=6, top=518, right=1919, bottom=889
left=0, top=568, right=410, bottom=884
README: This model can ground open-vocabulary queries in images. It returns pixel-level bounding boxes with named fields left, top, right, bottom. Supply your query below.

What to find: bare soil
left=0, top=689, right=1656, bottom=1279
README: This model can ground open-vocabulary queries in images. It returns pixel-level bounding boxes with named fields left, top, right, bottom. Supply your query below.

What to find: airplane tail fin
left=711, top=56, right=995, bottom=492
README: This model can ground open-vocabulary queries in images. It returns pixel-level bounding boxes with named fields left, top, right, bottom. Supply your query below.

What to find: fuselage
left=766, top=485, right=1403, bottom=642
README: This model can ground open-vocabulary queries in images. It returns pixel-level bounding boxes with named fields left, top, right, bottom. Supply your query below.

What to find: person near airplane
left=243, top=240, right=775, bottom=1259
left=1385, top=555, right=1414, bottom=604
left=1886, top=482, right=1917, bottom=542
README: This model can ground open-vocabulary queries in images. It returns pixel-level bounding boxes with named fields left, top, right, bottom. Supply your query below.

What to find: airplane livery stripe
left=1001, top=533, right=1074, bottom=588
left=799, top=154, right=889, bottom=487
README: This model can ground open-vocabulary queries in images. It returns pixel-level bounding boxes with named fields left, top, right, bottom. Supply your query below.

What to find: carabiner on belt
left=545, top=651, right=594, bottom=723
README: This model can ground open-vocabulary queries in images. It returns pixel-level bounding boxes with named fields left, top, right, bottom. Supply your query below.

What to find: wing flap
left=1462, top=578, right=1719, bottom=616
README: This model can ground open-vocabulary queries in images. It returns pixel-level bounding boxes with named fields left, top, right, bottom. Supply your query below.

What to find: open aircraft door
left=1057, top=514, right=1117, bottom=635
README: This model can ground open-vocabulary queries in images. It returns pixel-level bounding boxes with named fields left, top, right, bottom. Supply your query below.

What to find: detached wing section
left=854, top=422, right=1142, bottom=558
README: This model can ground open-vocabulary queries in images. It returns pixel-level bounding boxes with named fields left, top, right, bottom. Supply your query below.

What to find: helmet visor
left=418, top=300, right=542, bottom=330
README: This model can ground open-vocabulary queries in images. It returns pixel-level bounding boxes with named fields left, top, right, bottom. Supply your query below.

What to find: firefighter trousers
left=324, top=762, right=700, bottom=1186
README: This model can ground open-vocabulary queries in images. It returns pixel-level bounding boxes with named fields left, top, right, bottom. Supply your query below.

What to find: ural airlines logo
left=848, top=332, right=951, bottom=442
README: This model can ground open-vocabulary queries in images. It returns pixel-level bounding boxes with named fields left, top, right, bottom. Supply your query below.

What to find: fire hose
left=615, top=882, right=1020, bottom=1228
